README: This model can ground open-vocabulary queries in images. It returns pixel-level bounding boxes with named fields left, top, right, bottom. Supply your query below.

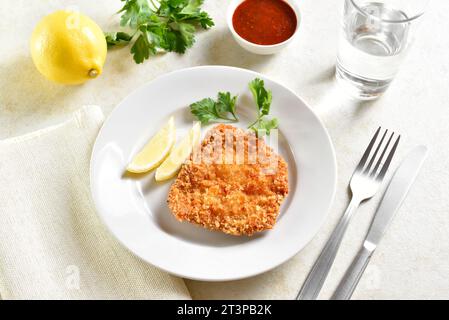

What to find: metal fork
left=297, top=127, right=400, bottom=300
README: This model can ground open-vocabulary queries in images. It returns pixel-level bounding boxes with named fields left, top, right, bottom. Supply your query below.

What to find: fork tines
left=356, top=127, right=400, bottom=181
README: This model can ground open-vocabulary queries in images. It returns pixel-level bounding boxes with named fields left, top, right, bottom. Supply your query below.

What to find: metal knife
left=330, top=145, right=428, bottom=300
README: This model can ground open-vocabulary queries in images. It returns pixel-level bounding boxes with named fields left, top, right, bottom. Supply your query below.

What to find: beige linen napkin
left=0, top=106, right=190, bottom=299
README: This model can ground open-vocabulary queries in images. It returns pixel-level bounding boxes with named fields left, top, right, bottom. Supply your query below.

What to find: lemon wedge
left=155, top=122, right=201, bottom=181
left=127, top=117, right=176, bottom=173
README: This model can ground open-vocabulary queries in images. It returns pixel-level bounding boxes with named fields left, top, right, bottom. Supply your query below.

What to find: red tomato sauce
left=232, top=0, right=297, bottom=45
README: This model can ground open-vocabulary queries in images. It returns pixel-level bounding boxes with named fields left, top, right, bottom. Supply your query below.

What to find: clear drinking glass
left=336, top=0, right=428, bottom=100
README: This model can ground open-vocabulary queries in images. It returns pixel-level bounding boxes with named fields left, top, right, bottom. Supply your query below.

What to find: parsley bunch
left=105, top=0, right=214, bottom=63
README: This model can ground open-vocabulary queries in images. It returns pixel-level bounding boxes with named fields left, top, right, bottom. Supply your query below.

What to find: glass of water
left=336, top=0, right=428, bottom=100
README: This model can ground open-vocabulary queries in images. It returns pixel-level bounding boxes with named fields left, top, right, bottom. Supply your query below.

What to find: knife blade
left=331, top=145, right=428, bottom=300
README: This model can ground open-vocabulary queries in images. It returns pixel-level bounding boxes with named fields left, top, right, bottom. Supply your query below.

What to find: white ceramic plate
left=90, top=66, right=337, bottom=281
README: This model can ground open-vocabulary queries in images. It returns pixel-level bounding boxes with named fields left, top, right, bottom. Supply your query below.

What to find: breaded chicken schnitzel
left=167, top=124, right=288, bottom=236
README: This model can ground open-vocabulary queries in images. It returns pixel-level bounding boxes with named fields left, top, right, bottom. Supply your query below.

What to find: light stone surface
left=1, top=0, right=448, bottom=299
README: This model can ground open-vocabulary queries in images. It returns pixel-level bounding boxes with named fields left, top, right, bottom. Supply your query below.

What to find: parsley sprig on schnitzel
left=247, top=78, right=278, bottom=135
left=189, top=78, right=279, bottom=136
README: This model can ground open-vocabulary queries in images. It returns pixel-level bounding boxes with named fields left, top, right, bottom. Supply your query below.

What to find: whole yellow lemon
left=30, top=10, right=107, bottom=85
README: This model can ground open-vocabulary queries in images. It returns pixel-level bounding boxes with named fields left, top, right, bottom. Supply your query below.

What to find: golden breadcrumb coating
left=167, top=124, right=288, bottom=236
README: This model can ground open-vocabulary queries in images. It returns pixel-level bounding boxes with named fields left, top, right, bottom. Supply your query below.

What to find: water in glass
left=336, top=2, right=410, bottom=99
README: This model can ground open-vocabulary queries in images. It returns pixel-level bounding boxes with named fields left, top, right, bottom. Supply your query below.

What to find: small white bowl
left=227, top=0, right=301, bottom=55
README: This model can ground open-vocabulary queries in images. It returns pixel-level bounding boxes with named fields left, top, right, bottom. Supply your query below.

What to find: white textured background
left=1, top=0, right=448, bottom=299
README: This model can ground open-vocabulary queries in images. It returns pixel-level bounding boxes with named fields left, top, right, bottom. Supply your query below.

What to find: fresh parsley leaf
left=249, top=78, right=272, bottom=117
left=130, top=30, right=157, bottom=63
left=105, top=31, right=133, bottom=48
left=190, top=92, right=239, bottom=124
left=190, top=98, right=220, bottom=124
left=178, top=0, right=215, bottom=28
left=170, top=22, right=196, bottom=53
left=196, top=12, right=214, bottom=29
left=107, top=0, right=214, bottom=63
left=259, top=118, right=279, bottom=132
left=163, top=30, right=183, bottom=52
left=118, top=0, right=153, bottom=28
left=250, top=118, right=279, bottom=136
left=180, top=0, right=204, bottom=14
left=216, top=92, right=238, bottom=121
left=248, top=78, right=278, bottom=136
